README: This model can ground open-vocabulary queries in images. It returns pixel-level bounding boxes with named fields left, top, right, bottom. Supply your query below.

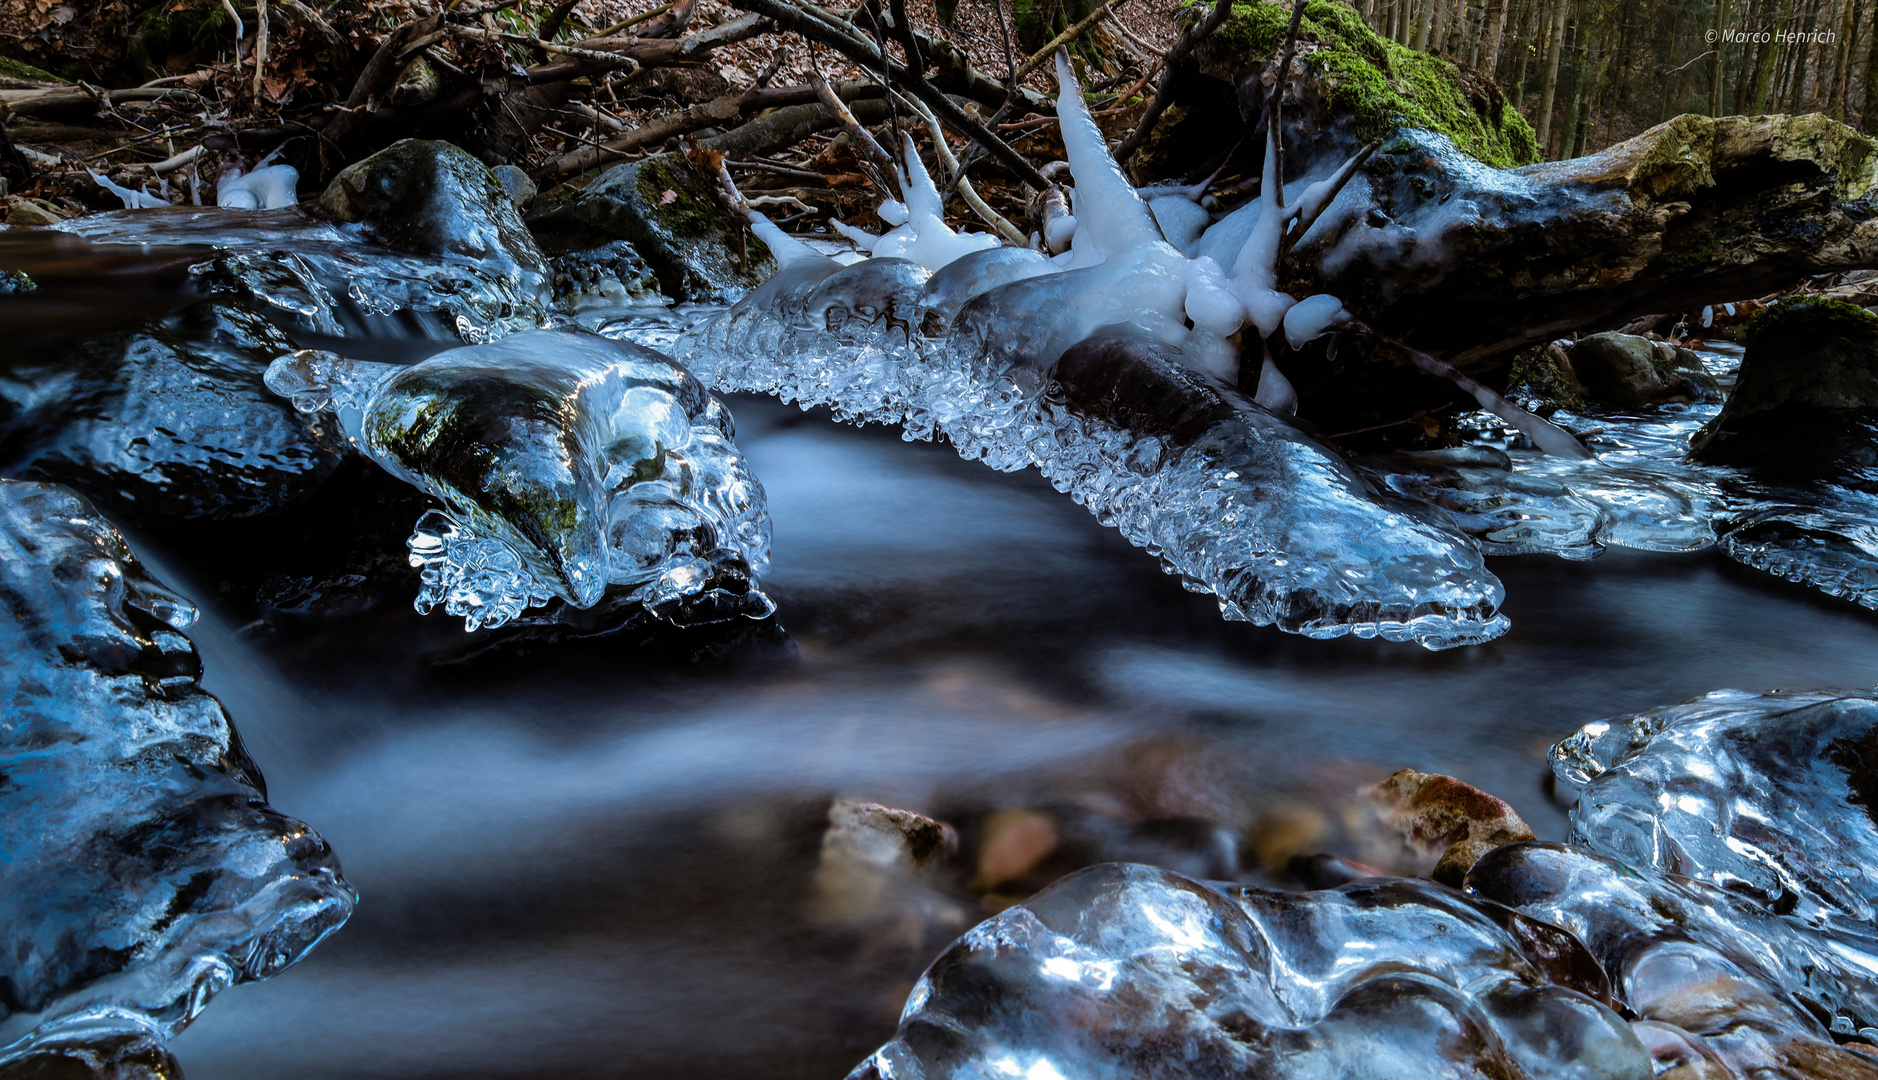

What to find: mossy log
left=1288, top=112, right=1878, bottom=368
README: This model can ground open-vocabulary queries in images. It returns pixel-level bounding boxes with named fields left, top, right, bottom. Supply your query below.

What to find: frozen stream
left=153, top=387, right=1878, bottom=1080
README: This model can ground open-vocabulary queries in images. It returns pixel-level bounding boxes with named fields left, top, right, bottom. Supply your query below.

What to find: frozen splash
left=0, top=479, right=353, bottom=1072
left=266, top=329, right=773, bottom=631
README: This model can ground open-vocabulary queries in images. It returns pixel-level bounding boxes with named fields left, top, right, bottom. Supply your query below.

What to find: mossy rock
left=529, top=152, right=775, bottom=303
left=1692, top=296, right=1878, bottom=470
left=1195, top=0, right=1539, bottom=169
left=0, top=56, right=66, bottom=84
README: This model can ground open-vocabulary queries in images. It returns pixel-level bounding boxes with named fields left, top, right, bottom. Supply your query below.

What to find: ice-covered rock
left=1, top=292, right=344, bottom=520
left=526, top=151, right=774, bottom=302
left=1469, top=842, right=1878, bottom=1076
left=265, top=329, right=772, bottom=631
left=0, top=480, right=354, bottom=1073
left=53, top=142, right=559, bottom=345
left=852, top=862, right=1651, bottom=1080
left=1555, top=688, right=1878, bottom=947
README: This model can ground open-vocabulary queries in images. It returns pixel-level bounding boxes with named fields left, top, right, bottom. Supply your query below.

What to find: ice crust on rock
left=265, top=329, right=772, bottom=631
left=0, top=479, right=354, bottom=1070
left=674, top=60, right=1512, bottom=649
left=1554, top=690, right=1878, bottom=976
left=856, top=687, right=1878, bottom=1080
left=55, top=204, right=552, bottom=345
left=852, top=862, right=1653, bottom=1080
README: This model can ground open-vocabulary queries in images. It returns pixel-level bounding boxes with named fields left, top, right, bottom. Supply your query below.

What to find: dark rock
left=1566, top=332, right=1720, bottom=409
left=550, top=239, right=663, bottom=312
left=316, top=138, right=550, bottom=298
left=0, top=1033, right=180, bottom=1080
left=527, top=151, right=775, bottom=302
left=491, top=163, right=536, bottom=210
left=1691, top=297, right=1878, bottom=469
left=0, top=297, right=344, bottom=520
left=0, top=480, right=354, bottom=1071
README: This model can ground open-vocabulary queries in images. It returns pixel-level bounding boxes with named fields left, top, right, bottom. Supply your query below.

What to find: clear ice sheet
left=265, top=329, right=773, bottom=631
left=1547, top=688, right=1878, bottom=1031
left=0, top=479, right=354, bottom=1068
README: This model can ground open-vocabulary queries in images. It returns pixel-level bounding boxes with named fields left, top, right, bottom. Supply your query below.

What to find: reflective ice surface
left=0, top=480, right=353, bottom=1071
left=854, top=862, right=1650, bottom=1080
left=265, top=330, right=772, bottom=630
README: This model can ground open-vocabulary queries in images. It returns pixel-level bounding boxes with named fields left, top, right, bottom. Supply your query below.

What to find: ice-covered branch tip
left=1356, top=322, right=1593, bottom=459
left=692, top=140, right=820, bottom=268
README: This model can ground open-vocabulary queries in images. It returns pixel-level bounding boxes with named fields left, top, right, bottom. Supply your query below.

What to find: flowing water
left=9, top=226, right=1878, bottom=1078
left=148, top=386, right=1878, bottom=1079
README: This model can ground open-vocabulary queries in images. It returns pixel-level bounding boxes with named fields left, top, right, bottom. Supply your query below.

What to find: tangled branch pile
left=0, top=0, right=1210, bottom=234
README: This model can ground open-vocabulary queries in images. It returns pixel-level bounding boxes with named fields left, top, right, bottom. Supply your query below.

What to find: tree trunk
left=1536, top=0, right=1572, bottom=153
left=1483, top=0, right=1510, bottom=81
left=1412, top=0, right=1436, bottom=51
left=1829, top=0, right=1859, bottom=116
left=1502, top=0, right=1532, bottom=94
left=1710, top=0, right=1726, bottom=116
left=1864, top=0, right=1878, bottom=130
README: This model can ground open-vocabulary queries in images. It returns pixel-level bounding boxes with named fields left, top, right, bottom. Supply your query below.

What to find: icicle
left=1054, top=51, right=1162, bottom=265
left=88, top=170, right=167, bottom=209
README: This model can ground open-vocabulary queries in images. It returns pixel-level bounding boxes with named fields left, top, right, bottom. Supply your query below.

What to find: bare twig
left=728, top=0, right=1050, bottom=189
left=537, top=0, right=583, bottom=42
left=1111, top=0, right=1230, bottom=163
left=1264, top=0, right=1306, bottom=208
left=898, top=92, right=1026, bottom=244
left=252, top=0, right=270, bottom=101
left=813, top=70, right=900, bottom=197
left=593, top=0, right=680, bottom=36
left=533, top=80, right=885, bottom=178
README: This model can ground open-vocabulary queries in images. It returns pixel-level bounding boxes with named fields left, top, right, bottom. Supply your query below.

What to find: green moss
left=1742, top=296, right=1878, bottom=348
left=0, top=56, right=65, bottom=83
left=1209, top=0, right=1540, bottom=168
left=634, top=157, right=719, bottom=239
left=1505, top=344, right=1585, bottom=416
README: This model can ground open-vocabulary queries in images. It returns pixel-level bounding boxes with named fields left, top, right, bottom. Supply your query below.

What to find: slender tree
left=1537, top=0, right=1574, bottom=152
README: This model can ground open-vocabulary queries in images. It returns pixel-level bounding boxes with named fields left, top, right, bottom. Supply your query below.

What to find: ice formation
left=835, top=135, right=1002, bottom=272
left=265, top=329, right=772, bottom=630
left=852, top=862, right=1653, bottom=1080
left=675, top=56, right=1514, bottom=649
left=216, top=163, right=301, bottom=210
left=855, top=688, right=1878, bottom=1078
left=88, top=169, right=168, bottom=209
left=0, top=479, right=354, bottom=1072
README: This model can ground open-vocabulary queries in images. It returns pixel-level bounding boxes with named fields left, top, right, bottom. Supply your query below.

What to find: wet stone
left=528, top=151, right=775, bottom=303
left=1566, top=332, right=1721, bottom=409
left=1692, top=297, right=1878, bottom=470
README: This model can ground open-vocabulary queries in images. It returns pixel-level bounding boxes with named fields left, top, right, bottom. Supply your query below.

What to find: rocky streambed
left=6, top=104, right=1878, bottom=1080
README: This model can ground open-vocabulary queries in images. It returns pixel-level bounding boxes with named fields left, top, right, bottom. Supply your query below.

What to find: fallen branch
left=1111, top=0, right=1230, bottom=164
left=524, top=13, right=771, bottom=82
left=320, top=15, right=440, bottom=151
left=534, top=80, right=886, bottom=178
left=813, top=73, right=900, bottom=198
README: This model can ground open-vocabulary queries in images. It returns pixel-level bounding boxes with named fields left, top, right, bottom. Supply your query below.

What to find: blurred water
left=151, top=392, right=1878, bottom=1080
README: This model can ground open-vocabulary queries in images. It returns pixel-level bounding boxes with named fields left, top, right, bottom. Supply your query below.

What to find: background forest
left=1357, top=0, right=1877, bottom=158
